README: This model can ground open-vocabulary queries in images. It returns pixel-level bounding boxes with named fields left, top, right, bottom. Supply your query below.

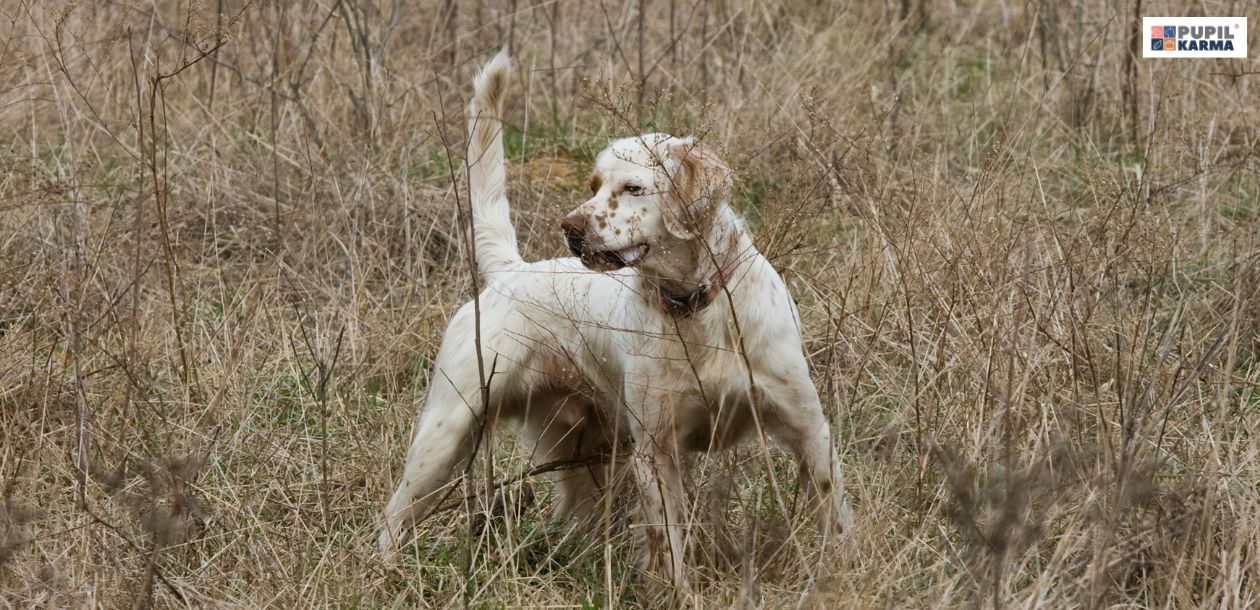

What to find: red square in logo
left=1151, top=26, right=1163, bottom=37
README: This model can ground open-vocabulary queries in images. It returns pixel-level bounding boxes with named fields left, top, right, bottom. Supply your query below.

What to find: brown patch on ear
left=589, top=174, right=602, bottom=194
left=663, top=140, right=732, bottom=240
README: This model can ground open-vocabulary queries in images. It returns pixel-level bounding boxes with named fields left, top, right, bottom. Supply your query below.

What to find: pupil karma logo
left=1143, top=17, right=1247, bottom=58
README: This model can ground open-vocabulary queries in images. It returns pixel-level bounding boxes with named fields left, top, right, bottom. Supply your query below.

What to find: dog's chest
left=670, top=334, right=761, bottom=451
left=659, top=312, right=754, bottom=405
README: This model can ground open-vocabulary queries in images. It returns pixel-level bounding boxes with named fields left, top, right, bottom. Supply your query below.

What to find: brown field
left=2, top=0, right=1258, bottom=607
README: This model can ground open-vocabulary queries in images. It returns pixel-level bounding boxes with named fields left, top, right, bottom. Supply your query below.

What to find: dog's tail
left=465, top=50, right=522, bottom=275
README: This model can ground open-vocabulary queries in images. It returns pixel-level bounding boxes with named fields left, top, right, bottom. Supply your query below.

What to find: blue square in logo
left=1163, top=26, right=1176, bottom=38
left=1151, top=38, right=1163, bottom=50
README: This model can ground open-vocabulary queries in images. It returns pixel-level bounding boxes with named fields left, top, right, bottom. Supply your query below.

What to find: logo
left=1143, top=17, right=1247, bottom=58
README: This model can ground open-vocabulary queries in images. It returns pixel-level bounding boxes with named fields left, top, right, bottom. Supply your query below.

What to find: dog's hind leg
left=378, top=306, right=516, bottom=558
left=378, top=384, right=483, bottom=557
left=519, top=394, right=612, bottom=529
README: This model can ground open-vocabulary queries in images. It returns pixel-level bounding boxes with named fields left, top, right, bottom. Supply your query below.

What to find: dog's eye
left=624, top=184, right=644, bottom=196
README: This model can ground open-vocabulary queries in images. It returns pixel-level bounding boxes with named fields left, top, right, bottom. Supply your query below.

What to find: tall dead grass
left=1, top=0, right=1257, bottom=607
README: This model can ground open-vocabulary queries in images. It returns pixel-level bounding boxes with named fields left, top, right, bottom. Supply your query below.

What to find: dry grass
left=2, top=0, right=1259, bottom=607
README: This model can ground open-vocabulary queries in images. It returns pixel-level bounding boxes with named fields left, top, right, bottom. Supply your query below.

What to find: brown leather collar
left=656, top=235, right=741, bottom=317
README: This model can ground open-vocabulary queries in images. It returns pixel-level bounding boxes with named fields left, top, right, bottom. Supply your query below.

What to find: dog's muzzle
left=563, top=227, right=587, bottom=258
left=560, top=224, right=650, bottom=271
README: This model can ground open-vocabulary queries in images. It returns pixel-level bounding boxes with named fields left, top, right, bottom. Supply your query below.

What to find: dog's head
left=560, top=133, right=732, bottom=274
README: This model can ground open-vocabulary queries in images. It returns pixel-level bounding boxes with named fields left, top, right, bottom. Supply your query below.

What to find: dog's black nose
left=560, top=215, right=587, bottom=256
left=559, top=214, right=586, bottom=234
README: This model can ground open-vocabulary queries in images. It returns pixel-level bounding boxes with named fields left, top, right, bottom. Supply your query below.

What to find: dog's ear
left=662, top=138, right=732, bottom=240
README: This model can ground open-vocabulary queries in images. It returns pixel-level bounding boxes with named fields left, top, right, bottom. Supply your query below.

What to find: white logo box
left=1143, top=16, right=1247, bottom=58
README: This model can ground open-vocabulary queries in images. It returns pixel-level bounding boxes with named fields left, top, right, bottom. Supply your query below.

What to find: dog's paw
left=824, top=507, right=854, bottom=548
left=835, top=496, right=855, bottom=534
left=377, top=523, right=405, bottom=564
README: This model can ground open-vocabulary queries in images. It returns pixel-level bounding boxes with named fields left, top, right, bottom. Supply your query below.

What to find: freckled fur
left=380, top=53, right=854, bottom=594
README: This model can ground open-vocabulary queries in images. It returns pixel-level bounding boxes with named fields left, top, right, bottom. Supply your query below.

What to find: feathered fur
left=466, top=50, right=521, bottom=275
left=381, top=53, right=854, bottom=595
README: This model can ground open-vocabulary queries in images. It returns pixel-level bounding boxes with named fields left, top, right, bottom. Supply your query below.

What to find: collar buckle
left=658, top=285, right=710, bottom=317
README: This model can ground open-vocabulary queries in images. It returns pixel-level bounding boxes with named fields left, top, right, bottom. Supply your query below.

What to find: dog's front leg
left=755, top=361, right=854, bottom=541
left=631, top=442, right=688, bottom=589
left=625, top=380, right=691, bottom=596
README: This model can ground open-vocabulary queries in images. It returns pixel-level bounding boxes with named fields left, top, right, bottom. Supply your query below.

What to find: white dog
left=380, top=52, right=852, bottom=589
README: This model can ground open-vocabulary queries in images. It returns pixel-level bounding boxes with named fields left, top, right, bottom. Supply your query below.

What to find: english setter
left=380, top=51, right=852, bottom=590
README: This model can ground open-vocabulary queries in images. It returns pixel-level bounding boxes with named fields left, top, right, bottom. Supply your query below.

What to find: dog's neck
left=639, top=204, right=752, bottom=317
